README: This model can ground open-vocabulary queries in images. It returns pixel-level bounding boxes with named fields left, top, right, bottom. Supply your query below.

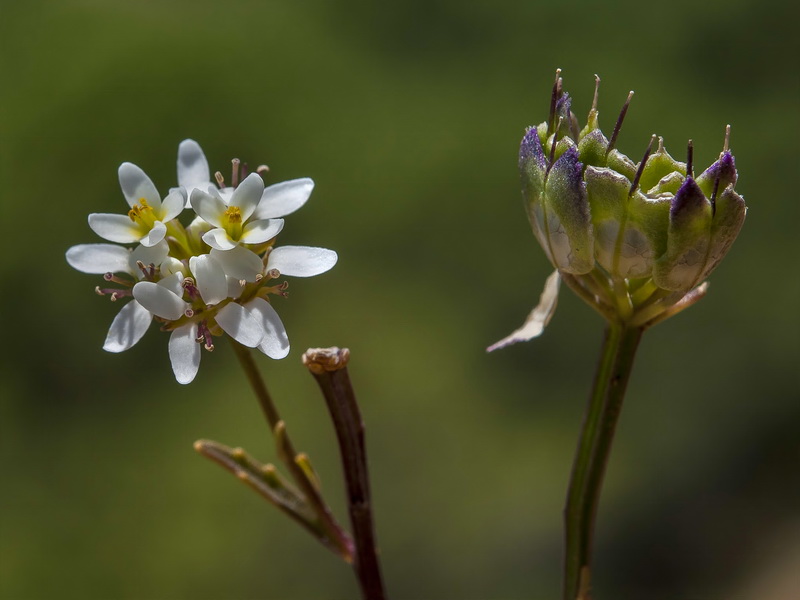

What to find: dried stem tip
left=302, top=347, right=351, bottom=374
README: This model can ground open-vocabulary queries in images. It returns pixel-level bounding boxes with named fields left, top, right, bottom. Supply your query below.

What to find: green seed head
left=519, top=71, right=747, bottom=326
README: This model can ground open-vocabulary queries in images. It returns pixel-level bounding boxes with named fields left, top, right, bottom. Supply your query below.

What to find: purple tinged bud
left=696, top=151, right=737, bottom=197
left=555, top=92, right=572, bottom=119
left=543, top=146, right=594, bottom=274
left=670, top=177, right=710, bottom=226
left=519, top=126, right=547, bottom=171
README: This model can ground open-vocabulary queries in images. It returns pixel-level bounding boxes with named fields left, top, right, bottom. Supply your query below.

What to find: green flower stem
left=563, top=322, right=644, bottom=600
left=229, top=340, right=355, bottom=561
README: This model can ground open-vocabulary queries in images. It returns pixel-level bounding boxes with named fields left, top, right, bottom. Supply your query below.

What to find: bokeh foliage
left=2, top=0, right=798, bottom=598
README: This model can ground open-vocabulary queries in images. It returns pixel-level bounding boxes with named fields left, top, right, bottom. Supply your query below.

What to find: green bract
left=491, top=72, right=746, bottom=349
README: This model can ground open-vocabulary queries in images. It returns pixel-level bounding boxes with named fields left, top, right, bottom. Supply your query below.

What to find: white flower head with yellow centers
left=67, top=140, right=339, bottom=385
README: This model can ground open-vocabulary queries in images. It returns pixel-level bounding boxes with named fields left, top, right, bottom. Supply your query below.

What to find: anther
left=214, top=171, right=225, bottom=188
left=256, top=164, right=270, bottom=175
left=547, top=68, right=563, bottom=138
left=606, top=91, right=634, bottom=155
left=629, top=134, right=657, bottom=196
left=266, top=268, right=281, bottom=280
left=184, top=308, right=194, bottom=318
left=231, top=158, right=241, bottom=188
left=686, top=140, right=694, bottom=178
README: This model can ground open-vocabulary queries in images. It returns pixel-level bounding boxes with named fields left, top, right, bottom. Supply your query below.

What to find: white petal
left=159, top=189, right=187, bottom=222
left=189, top=254, right=227, bottom=305
left=266, top=246, right=338, bottom=277
left=185, top=214, right=213, bottom=238
left=254, top=178, right=314, bottom=219
left=202, top=228, right=237, bottom=251
left=249, top=298, right=290, bottom=359
left=215, top=302, right=264, bottom=347
left=210, top=246, right=264, bottom=281
left=191, top=188, right=226, bottom=228
left=218, top=187, right=234, bottom=204
left=66, top=244, right=129, bottom=274
left=140, top=221, right=167, bottom=247
left=88, top=213, right=143, bottom=244
left=158, top=272, right=186, bottom=297
left=118, top=162, right=161, bottom=209
left=132, top=281, right=188, bottom=320
left=129, top=241, right=170, bottom=277
left=487, top=270, right=561, bottom=352
left=240, top=218, right=284, bottom=245
left=226, top=276, right=244, bottom=299
left=160, top=257, right=186, bottom=277
left=103, top=300, right=152, bottom=353
left=177, top=140, right=210, bottom=190
left=229, top=173, right=264, bottom=222
left=169, top=323, right=201, bottom=385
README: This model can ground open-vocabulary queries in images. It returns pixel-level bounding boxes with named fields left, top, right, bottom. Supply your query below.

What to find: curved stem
left=563, top=323, right=644, bottom=600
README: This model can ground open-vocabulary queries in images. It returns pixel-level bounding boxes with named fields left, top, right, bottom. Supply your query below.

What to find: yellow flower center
left=128, top=198, right=156, bottom=227
left=223, top=206, right=243, bottom=224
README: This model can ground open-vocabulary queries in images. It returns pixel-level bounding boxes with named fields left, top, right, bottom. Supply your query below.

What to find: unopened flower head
left=67, top=140, right=337, bottom=383
left=490, top=71, right=746, bottom=350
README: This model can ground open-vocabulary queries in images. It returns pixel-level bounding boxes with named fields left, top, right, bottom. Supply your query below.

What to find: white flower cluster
left=66, top=140, right=337, bottom=384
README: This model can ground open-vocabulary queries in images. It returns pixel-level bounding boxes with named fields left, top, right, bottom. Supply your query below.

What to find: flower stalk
left=303, top=347, right=387, bottom=600
left=227, top=340, right=355, bottom=561
left=563, top=322, right=643, bottom=600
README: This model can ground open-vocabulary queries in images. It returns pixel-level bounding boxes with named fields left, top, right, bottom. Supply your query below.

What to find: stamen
left=629, top=134, right=657, bottom=196
left=103, top=273, right=133, bottom=286
left=184, top=308, right=194, bottom=318
left=198, top=321, right=215, bottom=351
left=223, top=206, right=242, bottom=224
left=547, top=68, right=563, bottom=138
left=709, top=167, right=723, bottom=216
left=135, top=260, right=156, bottom=281
left=591, top=74, right=600, bottom=112
left=241, top=162, right=249, bottom=179
left=266, top=268, right=281, bottom=280
left=606, top=91, right=634, bottom=155
left=686, top=140, right=694, bottom=178
left=95, top=287, right=132, bottom=300
left=215, top=171, right=225, bottom=188
left=127, top=198, right=153, bottom=223
left=256, top=164, right=270, bottom=175
left=231, top=158, right=241, bottom=188
left=723, top=124, right=731, bottom=154
left=182, top=277, right=201, bottom=300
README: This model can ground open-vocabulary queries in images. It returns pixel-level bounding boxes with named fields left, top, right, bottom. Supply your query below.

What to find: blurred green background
left=2, top=0, right=799, bottom=598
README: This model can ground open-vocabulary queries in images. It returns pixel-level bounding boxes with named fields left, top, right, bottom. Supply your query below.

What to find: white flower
left=191, top=173, right=285, bottom=250
left=88, top=163, right=185, bottom=247
left=66, top=241, right=171, bottom=353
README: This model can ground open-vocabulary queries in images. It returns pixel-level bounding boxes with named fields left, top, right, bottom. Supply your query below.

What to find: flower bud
left=504, top=72, right=747, bottom=337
